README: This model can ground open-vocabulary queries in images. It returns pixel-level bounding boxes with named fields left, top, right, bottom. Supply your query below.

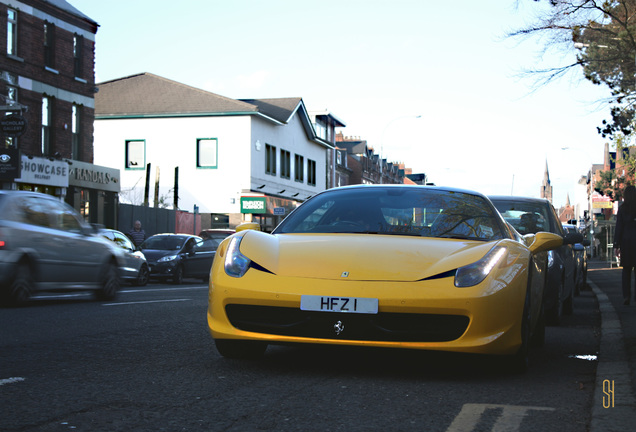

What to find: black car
left=140, top=234, right=217, bottom=284
left=490, top=196, right=583, bottom=325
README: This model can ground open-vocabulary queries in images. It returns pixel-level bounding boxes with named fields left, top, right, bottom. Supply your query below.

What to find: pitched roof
left=95, top=73, right=258, bottom=118
left=239, top=98, right=302, bottom=123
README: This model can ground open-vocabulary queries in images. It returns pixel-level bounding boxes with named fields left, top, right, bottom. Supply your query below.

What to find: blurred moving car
left=208, top=185, right=563, bottom=371
left=100, top=229, right=149, bottom=286
left=490, top=196, right=583, bottom=325
left=562, top=223, right=589, bottom=294
left=140, top=233, right=216, bottom=283
left=0, top=191, right=123, bottom=306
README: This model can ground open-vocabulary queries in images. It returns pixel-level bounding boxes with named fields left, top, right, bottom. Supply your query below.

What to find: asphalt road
left=1, top=281, right=600, bottom=431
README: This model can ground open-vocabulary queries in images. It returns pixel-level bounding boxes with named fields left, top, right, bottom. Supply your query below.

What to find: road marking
left=0, top=377, right=26, bottom=386
left=121, top=286, right=207, bottom=294
left=447, top=403, right=555, bottom=432
left=102, top=299, right=191, bottom=306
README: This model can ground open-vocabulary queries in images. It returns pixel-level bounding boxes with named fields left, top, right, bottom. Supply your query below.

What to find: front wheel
left=215, top=339, right=267, bottom=359
left=172, top=265, right=183, bottom=285
left=96, top=262, right=120, bottom=301
left=134, top=264, right=149, bottom=286
left=3, top=263, right=34, bottom=307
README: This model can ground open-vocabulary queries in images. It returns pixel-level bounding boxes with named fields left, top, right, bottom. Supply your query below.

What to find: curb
left=588, top=280, right=636, bottom=432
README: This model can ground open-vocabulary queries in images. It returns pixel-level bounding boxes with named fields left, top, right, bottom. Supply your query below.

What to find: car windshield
left=491, top=200, right=552, bottom=235
left=273, top=187, right=506, bottom=241
left=141, top=235, right=188, bottom=250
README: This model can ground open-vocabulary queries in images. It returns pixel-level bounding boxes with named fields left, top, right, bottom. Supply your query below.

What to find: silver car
left=0, top=191, right=125, bottom=306
left=100, top=229, right=149, bottom=286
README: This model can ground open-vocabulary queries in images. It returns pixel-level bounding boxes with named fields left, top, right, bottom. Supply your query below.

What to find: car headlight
left=158, top=254, right=178, bottom=262
left=455, top=246, right=507, bottom=288
left=224, top=235, right=251, bottom=278
left=547, top=250, right=555, bottom=268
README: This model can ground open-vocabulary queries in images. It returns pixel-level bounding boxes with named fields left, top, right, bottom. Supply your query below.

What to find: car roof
left=489, top=195, right=551, bottom=205
left=318, top=184, right=491, bottom=199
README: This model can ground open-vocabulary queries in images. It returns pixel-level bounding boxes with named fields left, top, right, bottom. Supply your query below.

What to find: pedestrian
left=128, top=220, right=146, bottom=248
left=614, top=185, right=636, bottom=305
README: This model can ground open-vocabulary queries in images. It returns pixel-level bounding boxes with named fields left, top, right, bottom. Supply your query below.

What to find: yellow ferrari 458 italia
left=207, top=185, right=562, bottom=371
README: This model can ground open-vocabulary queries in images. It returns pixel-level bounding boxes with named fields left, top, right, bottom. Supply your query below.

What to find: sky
left=67, top=0, right=614, bottom=208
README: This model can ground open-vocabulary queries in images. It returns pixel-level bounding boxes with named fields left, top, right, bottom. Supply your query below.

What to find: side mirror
left=236, top=222, right=261, bottom=232
left=526, top=231, right=563, bottom=254
left=563, top=232, right=584, bottom=245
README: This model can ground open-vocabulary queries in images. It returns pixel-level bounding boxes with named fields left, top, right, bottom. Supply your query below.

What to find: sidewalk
left=586, top=258, right=636, bottom=431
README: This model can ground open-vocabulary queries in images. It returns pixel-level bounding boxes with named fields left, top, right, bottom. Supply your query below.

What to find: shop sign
left=592, top=194, right=613, bottom=209
left=68, top=159, right=120, bottom=192
left=15, top=155, right=68, bottom=187
left=241, top=197, right=267, bottom=214
left=0, top=148, right=20, bottom=180
left=273, top=207, right=286, bottom=216
left=0, top=114, right=27, bottom=137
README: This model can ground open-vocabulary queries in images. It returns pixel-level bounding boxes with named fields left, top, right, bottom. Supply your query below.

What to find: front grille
left=225, top=304, right=469, bottom=342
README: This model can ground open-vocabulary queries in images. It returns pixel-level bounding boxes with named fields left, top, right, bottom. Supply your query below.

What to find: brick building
left=1, top=0, right=119, bottom=227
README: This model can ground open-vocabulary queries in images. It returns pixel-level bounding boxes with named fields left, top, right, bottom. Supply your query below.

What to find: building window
left=44, top=22, right=56, bottom=69
left=125, top=140, right=145, bottom=169
left=196, top=138, right=218, bottom=168
left=265, top=144, right=276, bottom=175
left=294, top=154, right=304, bottom=182
left=73, top=34, right=83, bottom=78
left=314, top=120, right=326, bottom=140
left=308, top=159, right=317, bottom=186
left=7, top=8, right=17, bottom=56
left=72, top=105, right=81, bottom=159
left=280, top=149, right=291, bottom=179
left=41, top=96, right=51, bottom=156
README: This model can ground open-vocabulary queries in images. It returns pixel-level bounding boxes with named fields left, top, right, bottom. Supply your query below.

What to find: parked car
left=198, top=229, right=235, bottom=250
left=99, top=229, right=149, bottom=286
left=208, top=185, right=563, bottom=372
left=490, top=196, right=583, bottom=325
left=562, top=223, right=589, bottom=294
left=0, top=191, right=124, bottom=306
left=140, top=234, right=216, bottom=283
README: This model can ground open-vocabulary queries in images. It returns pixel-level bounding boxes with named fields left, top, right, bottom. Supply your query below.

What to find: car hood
left=239, top=230, right=500, bottom=282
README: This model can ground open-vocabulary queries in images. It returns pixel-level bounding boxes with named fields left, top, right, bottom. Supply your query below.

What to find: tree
left=511, top=1, right=636, bottom=139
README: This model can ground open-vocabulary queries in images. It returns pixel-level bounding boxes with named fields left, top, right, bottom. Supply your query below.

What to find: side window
left=196, top=138, right=218, bottom=168
left=113, top=231, right=134, bottom=250
left=280, top=149, right=290, bottom=179
left=125, top=140, right=145, bottom=169
left=52, top=201, right=83, bottom=234
left=20, top=197, right=52, bottom=228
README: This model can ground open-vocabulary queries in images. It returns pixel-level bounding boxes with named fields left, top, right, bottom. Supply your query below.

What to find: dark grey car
left=0, top=191, right=124, bottom=306
left=490, top=196, right=583, bottom=325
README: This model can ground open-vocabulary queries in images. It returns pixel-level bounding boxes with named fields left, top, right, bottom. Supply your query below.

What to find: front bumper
left=207, top=268, right=528, bottom=356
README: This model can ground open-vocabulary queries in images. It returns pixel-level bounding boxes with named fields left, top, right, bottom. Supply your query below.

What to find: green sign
left=241, top=197, right=267, bottom=214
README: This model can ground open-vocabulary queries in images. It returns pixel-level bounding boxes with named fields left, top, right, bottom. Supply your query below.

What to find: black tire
left=546, top=279, right=563, bottom=326
left=563, top=291, right=574, bottom=315
left=215, top=339, right=267, bottom=359
left=172, top=265, right=183, bottom=285
left=134, top=264, right=149, bottom=286
left=96, top=262, right=120, bottom=301
left=531, top=302, right=546, bottom=348
left=3, top=263, right=34, bottom=307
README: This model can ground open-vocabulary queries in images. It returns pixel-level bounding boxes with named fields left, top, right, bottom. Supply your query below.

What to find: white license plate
left=300, top=295, right=378, bottom=314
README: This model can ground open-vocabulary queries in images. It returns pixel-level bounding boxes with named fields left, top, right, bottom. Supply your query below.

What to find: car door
left=14, top=195, right=66, bottom=283
left=48, top=198, right=102, bottom=283
left=181, top=238, right=217, bottom=279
